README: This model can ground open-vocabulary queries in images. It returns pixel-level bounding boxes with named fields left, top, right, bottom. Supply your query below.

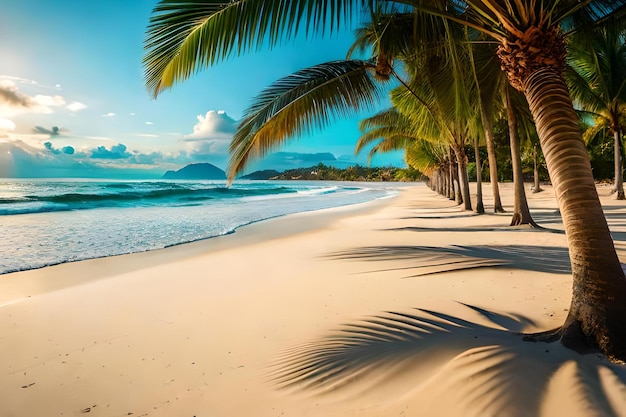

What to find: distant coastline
left=164, top=162, right=423, bottom=182
left=257, top=163, right=422, bottom=182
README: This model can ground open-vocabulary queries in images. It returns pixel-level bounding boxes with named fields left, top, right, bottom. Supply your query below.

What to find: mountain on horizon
left=163, top=163, right=226, bottom=180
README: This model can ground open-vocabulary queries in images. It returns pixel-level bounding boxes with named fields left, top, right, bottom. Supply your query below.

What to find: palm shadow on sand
left=324, top=244, right=572, bottom=277
left=388, top=225, right=566, bottom=234
left=269, top=306, right=626, bottom=416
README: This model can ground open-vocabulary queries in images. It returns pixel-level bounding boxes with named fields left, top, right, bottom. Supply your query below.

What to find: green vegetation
left=268, top=163, right=423, bottom=182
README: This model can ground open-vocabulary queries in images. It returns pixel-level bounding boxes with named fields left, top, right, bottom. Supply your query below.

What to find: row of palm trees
left=357, top=11, right=626, bottom=226
left=143, top=1, right=626, bottom=361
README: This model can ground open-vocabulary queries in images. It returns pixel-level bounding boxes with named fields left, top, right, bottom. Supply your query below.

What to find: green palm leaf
left=144, top=0, right=360, bottom=97
left=356, top=115, right=415, bottom=163
left=404, top=143, right=440, bottom=173
left=228, top=59, right=386, bottom=181
left=356, top=107, right=446, bottom=173
left=567, top=19, right=626, bottom=141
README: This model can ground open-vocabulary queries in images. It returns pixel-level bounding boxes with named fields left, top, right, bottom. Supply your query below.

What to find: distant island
left=240, top=169, right=281, bottom=180
left=163, top=163, right=226, bottom=180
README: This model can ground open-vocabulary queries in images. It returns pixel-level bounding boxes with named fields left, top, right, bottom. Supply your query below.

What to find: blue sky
left=0, top=0, right=405, bottom=178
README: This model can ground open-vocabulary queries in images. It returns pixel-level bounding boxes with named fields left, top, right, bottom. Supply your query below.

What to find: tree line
left=266, top=163, right=423, bottom=182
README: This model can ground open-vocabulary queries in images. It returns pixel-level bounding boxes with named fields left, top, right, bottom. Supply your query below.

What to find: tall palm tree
left=350, top=8, right=484, bottom=211
left=467, top=33, right=506, bottom=213
left=513, top=90, right=544, bottom=194
left=467, top=33, right=541, bottom=222
left=144, top=0, right=626, bottom=360
left=567, top=22, right=626, bottom=199
left=388, top=21, right=479, bottom=211
left=393, top=68, right=477, bottom=211
left=504, top=84, right=537, bottom=226
left=345, top=9, right=466, bottom=203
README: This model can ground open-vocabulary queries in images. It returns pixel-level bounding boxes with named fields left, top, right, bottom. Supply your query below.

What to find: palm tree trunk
left=523, top=68, right=626, bottom=360
left=453, top=145, right=472, bottom=211
left=614, top=130, right=624, bottom=199
left=474, top=137, right=485, bottom=214
left=448, top=148, right=456, bottom=200
left=437, top=167, right=443, bottom=194
left=480, top=107, right=505, bottom=213
left=505, top=87, right=536, bottom=226
left=533, top=143, right=542, bottom=193
left=449, top=148, right=462, bottom=204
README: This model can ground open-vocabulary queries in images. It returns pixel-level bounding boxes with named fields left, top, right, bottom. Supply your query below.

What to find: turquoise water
left=0, top=179, right=404, bottom=274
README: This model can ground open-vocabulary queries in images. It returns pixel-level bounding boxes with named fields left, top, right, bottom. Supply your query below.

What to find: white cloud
left=130, top=112, right=136, bottom=116
left=66, top=101, right=87, bottom=112
left=144, top=121, right=154, bottom=125
left=32, top=94, right=65, bottom=108
left=85, top=135, right=116, bottom=141
left=0, top=79, right=79, bottom=116
left=0, top=75, right=38, bottom=85
left=184, top=110, right=237, bottom=141
left=102, top=112, right=116, bottom=117
left=0, top=118, right=16, bottom=131
left=181, top=110, right=239, bottom=158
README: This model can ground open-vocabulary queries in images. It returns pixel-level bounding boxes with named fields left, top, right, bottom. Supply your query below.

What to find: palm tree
left=389, top=25, right=478, bottom=211
left=567, top=22, right=626, bottom=199
left=144, top=0, right=626, bottom=360
left=411, top=0, right=626, bottom=360
left=504, top=84, right=537, bottom=226
left=467, top=34, right=506, bottom=213
left=351, top=8, right=483, bottom=211
left=512, top=91, right=544, bottom=194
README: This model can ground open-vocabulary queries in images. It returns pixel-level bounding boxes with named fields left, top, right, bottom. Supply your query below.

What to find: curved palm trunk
left=453, top=145, right=472, bottom=211
left=505, top=87, right=536, bottom=226
left=480, top=109, right=505, bottom=212
left=613, top=130, right=624, bottom=199
left=524, top=68, right=626, bottom=360
left=474, top=137, right=485, bottom=213
left=533, top=144, right=543, bottom=193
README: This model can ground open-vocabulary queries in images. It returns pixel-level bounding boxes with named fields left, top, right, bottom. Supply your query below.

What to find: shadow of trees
left=325, top=245, right=572, bottom=277
left=388, top=225, right=565, bottom=234
left=269, top=306, right=626, bottom=416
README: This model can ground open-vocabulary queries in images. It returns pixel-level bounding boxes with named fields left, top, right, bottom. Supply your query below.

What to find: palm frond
left=144, top=0, right=361, bottom=97
left=404, top=141, right=446, bottom=173
left=356, top=108, right=416, bottom=158
left=567, top=18, right=626, bottom=134
left=228, top=60, right=385, bottom=181
left=582, top=117, right=610, bottom=145
left=566, top=64, right=607, bottom=115
left=356, top=106, right=446, bottom=171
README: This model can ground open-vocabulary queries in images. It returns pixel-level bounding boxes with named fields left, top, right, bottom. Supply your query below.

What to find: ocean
left=0, top=179, right=404, bottom=274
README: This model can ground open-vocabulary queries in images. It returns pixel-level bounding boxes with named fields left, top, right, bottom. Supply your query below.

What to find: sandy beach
left=1, top=182, right=625, bottom=416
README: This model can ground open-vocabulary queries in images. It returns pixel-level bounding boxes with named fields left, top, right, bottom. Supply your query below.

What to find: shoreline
left=0, top=185, right=407, bottom=306
left=1, top=182, right=625, bottom=416
left=0, top=179, right=405, bottom=276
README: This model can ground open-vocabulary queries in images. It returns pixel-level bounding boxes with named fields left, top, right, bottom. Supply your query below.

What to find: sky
left=0, top=0, right=405, bottom=179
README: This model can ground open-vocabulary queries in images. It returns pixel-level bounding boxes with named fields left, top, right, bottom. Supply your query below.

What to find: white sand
left=1, top=182, right=625, bottom=416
